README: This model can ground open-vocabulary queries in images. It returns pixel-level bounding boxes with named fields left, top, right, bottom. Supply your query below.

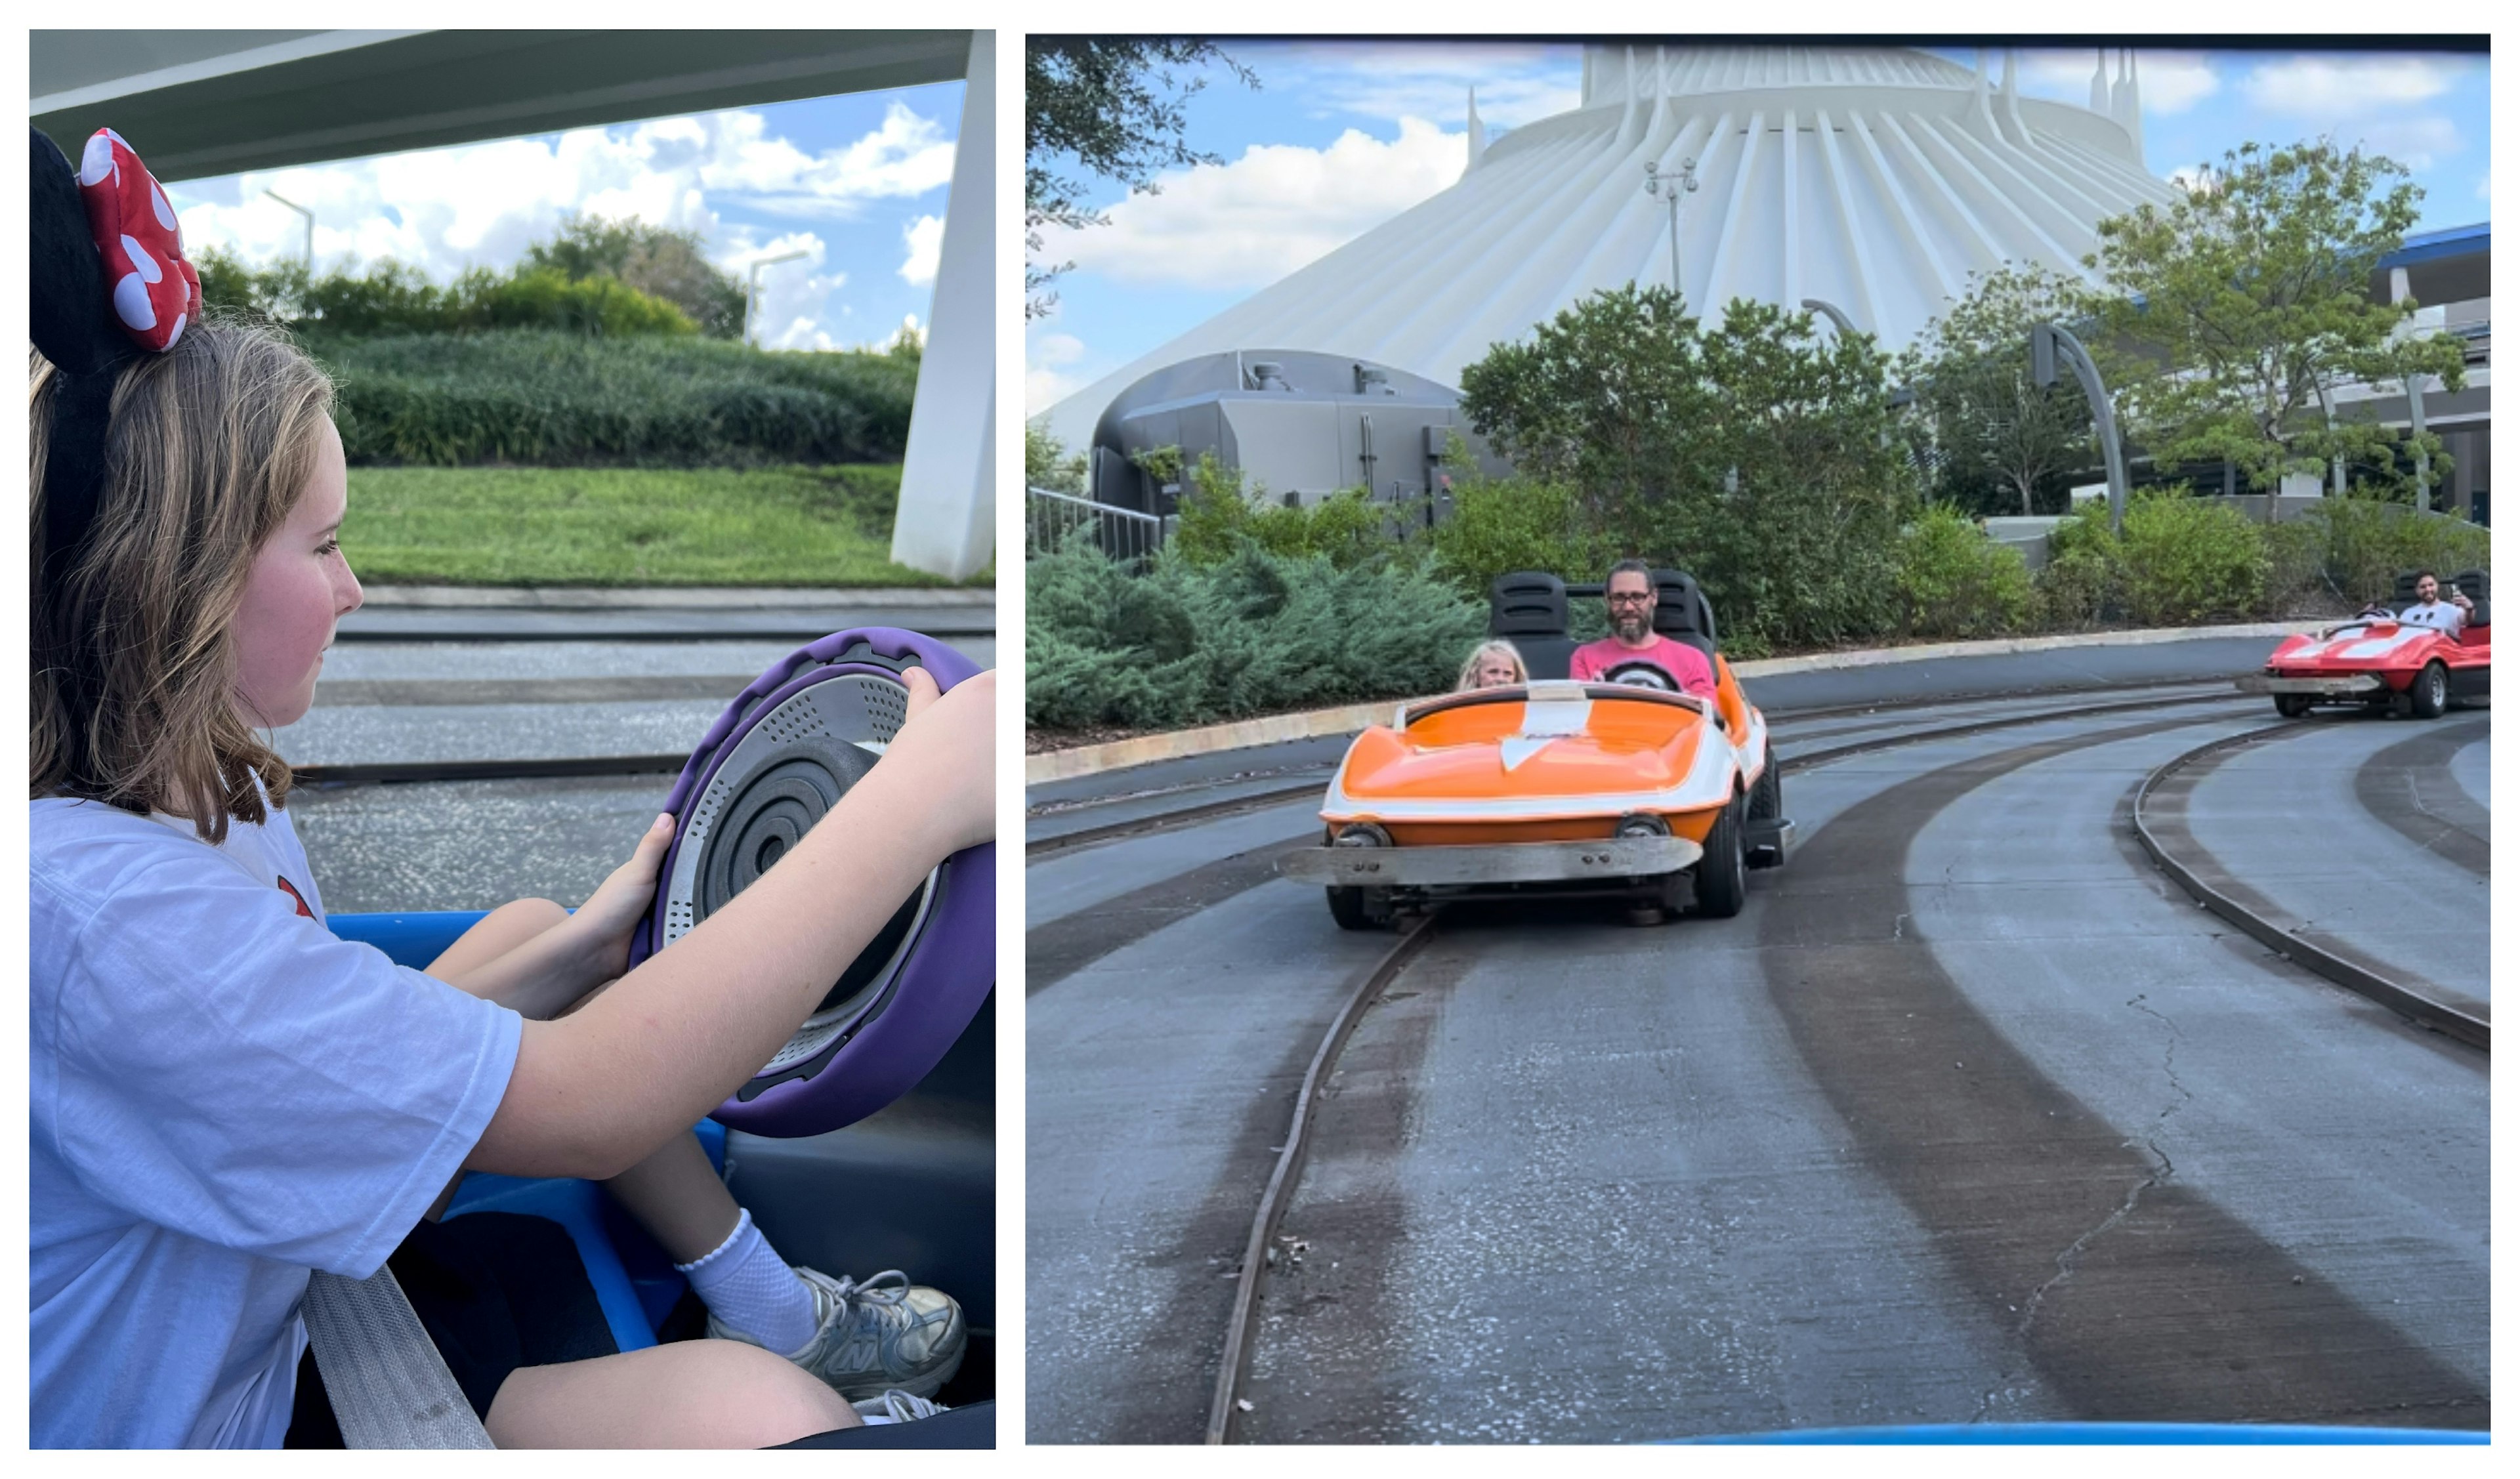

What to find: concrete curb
left=358, top=585, right=994, bottom=610
left=1022, top=620, right=2326, bottom=785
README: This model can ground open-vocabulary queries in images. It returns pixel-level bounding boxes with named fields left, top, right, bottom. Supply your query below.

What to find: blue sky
left=1027, top=41, right=2490, bottom=415
left=169, top=80, right=965, bottom=352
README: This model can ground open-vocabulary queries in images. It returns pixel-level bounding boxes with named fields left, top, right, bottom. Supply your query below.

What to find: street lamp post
left=1800, top=297, right=1858, bottom=339
left=2030, top=321, right=2129, bottom=535
left=263, top=190, right=313, bottom=268
left=745, top=249, right=810, bottom=349
left=1643, top=157, right=1697, bottom=300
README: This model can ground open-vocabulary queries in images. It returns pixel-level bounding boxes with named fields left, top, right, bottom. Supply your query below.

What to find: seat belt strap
left=301, top=1268, right=495, bottom=1448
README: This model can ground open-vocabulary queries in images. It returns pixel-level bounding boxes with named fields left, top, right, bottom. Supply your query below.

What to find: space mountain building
left=1047, top=45, right=2179, bottom=512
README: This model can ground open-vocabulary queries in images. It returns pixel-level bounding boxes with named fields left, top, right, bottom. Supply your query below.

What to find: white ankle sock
left=674, top=1209, right=819, bottom=1354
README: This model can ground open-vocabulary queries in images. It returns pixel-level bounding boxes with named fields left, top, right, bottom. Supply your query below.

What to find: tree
left=1458, top=285, right=1917, bottom=651
left=1904, top=263, right=2097, bottom=516
left=525, top=215, right=747, bottom=339
left=1024, top=39, right=1257, bottom=318
left=2087, top=140, right=2466, bottom=499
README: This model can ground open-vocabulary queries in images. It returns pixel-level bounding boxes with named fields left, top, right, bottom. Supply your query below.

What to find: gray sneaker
left=853, top=1389, right=949, bottom=1425
left=709, top=1266, right=965, bottom=1400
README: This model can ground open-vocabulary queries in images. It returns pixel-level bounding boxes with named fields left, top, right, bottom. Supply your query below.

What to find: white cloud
left=2014, top=50, right=2220, bottom=116
left=2347, top=115, right=2462, bottom=173
left=1055, top=116, right=1467, bottom=291
left=2238, top=55, right=2471, bottom=118
left=899, top=213, right=944, bottom=285
left=736, top=231, right=836, bottom=350
left=1026, top=331, right=1088, bottom=415
left=2478, top=175, right=2491, bottom=203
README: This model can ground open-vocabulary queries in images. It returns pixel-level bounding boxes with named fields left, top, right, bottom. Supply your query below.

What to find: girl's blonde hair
left=31, top=317, right=337, bottom=841
left=1456, top=638, right=1528, bottom=691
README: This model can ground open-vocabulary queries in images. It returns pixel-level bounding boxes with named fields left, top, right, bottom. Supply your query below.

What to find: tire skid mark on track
left=1025, top=832, right=1318, bottom=996
left=2350, top=716, right=2492, bottom=879
left=1759, top=717, right=2487, bottom=1428
left=2138, top=730, right=2491, bottom=1039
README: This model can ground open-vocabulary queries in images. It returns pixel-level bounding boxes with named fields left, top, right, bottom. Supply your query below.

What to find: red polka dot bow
left=74, top=128, right=201, bottom=352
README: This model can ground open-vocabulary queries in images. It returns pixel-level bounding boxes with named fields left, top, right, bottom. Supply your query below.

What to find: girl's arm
left=463, top=667, right=994, bottom=1180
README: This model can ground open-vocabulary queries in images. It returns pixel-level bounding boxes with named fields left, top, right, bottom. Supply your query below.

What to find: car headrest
left=1648, top=567, right=1719, bottom=654
left=1490, top=570, right=1570, bottom=638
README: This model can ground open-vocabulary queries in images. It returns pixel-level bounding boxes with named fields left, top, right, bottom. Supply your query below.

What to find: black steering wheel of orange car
left=1602, top=660, right=1679, bottom=691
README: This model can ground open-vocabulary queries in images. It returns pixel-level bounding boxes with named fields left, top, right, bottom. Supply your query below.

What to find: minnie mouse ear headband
left=32, top=125, right=203, bottom=587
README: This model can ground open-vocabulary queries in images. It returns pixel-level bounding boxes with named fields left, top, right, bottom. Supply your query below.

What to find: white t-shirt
left=2396, top=598, right=2465, bottom=635
left=30, top=794, right=521, bottom=1448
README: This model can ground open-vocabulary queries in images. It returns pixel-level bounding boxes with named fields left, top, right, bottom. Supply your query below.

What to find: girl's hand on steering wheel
left=883, top=665, right=996, bottom=856
left=568, top=812, right=677, bottom=979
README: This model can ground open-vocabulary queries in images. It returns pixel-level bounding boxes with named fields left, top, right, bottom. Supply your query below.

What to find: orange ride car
left=1278, top=570, right=1792, bottom=930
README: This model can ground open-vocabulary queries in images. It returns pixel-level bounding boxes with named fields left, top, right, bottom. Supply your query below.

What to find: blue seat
left=331, top=910, right=711, bottom=1353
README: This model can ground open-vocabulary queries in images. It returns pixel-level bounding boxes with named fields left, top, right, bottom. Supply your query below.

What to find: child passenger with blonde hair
left=30, top=127, right=990, bottom=1448
left=1457, top=638, right=1529, bottom=690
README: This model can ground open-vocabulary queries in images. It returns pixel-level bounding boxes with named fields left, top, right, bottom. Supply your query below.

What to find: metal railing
left=1026, top=486, right=1169, bottom=567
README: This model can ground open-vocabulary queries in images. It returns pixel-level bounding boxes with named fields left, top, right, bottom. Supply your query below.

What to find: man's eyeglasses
left=1606, top=593, right=1654, bottom=606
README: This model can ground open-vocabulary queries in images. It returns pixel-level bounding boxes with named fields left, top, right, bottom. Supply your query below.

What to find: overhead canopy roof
left=31, top=29, right=970, bottom=181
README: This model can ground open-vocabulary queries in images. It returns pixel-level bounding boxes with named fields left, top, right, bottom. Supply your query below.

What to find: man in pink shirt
left=1568, top=560, right=1720, bottom=698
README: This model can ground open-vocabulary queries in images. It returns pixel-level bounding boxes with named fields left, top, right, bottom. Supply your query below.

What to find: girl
left=1456, top=638, right=1528, bottom=691
left=33, top=216, right=993, bottom=1445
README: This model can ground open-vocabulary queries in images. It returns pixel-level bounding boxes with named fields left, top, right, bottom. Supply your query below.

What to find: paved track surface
left=285, top=610, right=990, bottom=912
left=1025, top=650, right=2488, bottom=1444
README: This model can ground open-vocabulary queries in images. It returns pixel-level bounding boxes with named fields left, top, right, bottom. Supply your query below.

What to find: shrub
left=2034, top=547, right=2118, bottom=629
left=199, top=249, right=699, bottom=339
left=1026, top=542, right=1484, bottom=731
left=316, top=331, right=916, bottom=465
left=2116, top=488, right=2267, bottom=625
left=1169, top=454, right=1403, bottom=570
left=1026, top=421, right=1087, bottom=495
left=1893, top=505, right=2032, bottom=639
left=2296, top=495, right=2491, bottom=605
left=1429, top=474, right=1618, bottom=601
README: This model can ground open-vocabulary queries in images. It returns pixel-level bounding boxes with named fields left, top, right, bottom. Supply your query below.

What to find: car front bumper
left=1277, top=835, right=1703, bottom=888
left=2233, top=673, right=2387, bottom=697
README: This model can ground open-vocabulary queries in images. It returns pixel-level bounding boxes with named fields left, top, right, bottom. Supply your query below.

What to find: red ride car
left=2237, top=570, right=2490, bottom=720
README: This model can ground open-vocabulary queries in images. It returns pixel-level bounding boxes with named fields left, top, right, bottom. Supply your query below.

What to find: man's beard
left=1614, top=611, right=1650, bottom=641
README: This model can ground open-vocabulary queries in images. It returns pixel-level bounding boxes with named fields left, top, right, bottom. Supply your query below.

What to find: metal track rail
left=1206, top=918, right=1436, bottom=1444
left=292, top=755, right=687, bottom=788
left=2131, top=723, right=2490, bottom=1051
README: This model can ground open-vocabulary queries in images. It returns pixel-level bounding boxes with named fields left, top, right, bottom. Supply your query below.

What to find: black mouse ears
left=32, top=127, right=133, bottom=380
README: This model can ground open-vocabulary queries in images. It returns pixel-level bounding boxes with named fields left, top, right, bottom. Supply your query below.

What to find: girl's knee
left=495, top=898, right=570, bottom=932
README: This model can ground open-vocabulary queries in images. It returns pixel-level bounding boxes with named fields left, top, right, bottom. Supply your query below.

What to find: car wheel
left=1326, top=887, right=1369, bottom=930
left=1748, top=743, right=1783, bottom=821
left=2411, top=661, right=2449, bottom=720
left=1692, top=795, right=1749, bottom=919
left=2273, top=694, right=2311, bottom=719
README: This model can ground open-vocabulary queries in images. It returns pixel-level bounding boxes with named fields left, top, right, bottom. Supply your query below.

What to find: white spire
left=1465, top=85, right=1486, bottom=172
left=2091, top=48, right=2109, bottom=114
left=2122, top=51, right=2145, bottom=164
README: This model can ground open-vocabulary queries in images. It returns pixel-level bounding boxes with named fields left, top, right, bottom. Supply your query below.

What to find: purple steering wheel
left=627, top=626, right=994, bottom=1137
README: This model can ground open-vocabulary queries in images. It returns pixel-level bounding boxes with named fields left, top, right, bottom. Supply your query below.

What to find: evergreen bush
left=1026, top=541, right=1484, bottom=731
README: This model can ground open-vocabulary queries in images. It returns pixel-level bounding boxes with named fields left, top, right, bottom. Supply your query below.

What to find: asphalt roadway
left=1023, top=642, right=2489, bottom=1444
left=281, top=595, right=993, bottom=913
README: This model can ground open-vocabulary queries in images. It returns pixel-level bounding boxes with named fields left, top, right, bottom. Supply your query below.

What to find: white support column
left=890, top=28, right=994, bottom=581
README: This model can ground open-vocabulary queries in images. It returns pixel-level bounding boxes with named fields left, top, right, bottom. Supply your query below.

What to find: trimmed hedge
left=1027, top=541, right=1484, bottom=731
left=317, top=331, right=919, bottom=466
